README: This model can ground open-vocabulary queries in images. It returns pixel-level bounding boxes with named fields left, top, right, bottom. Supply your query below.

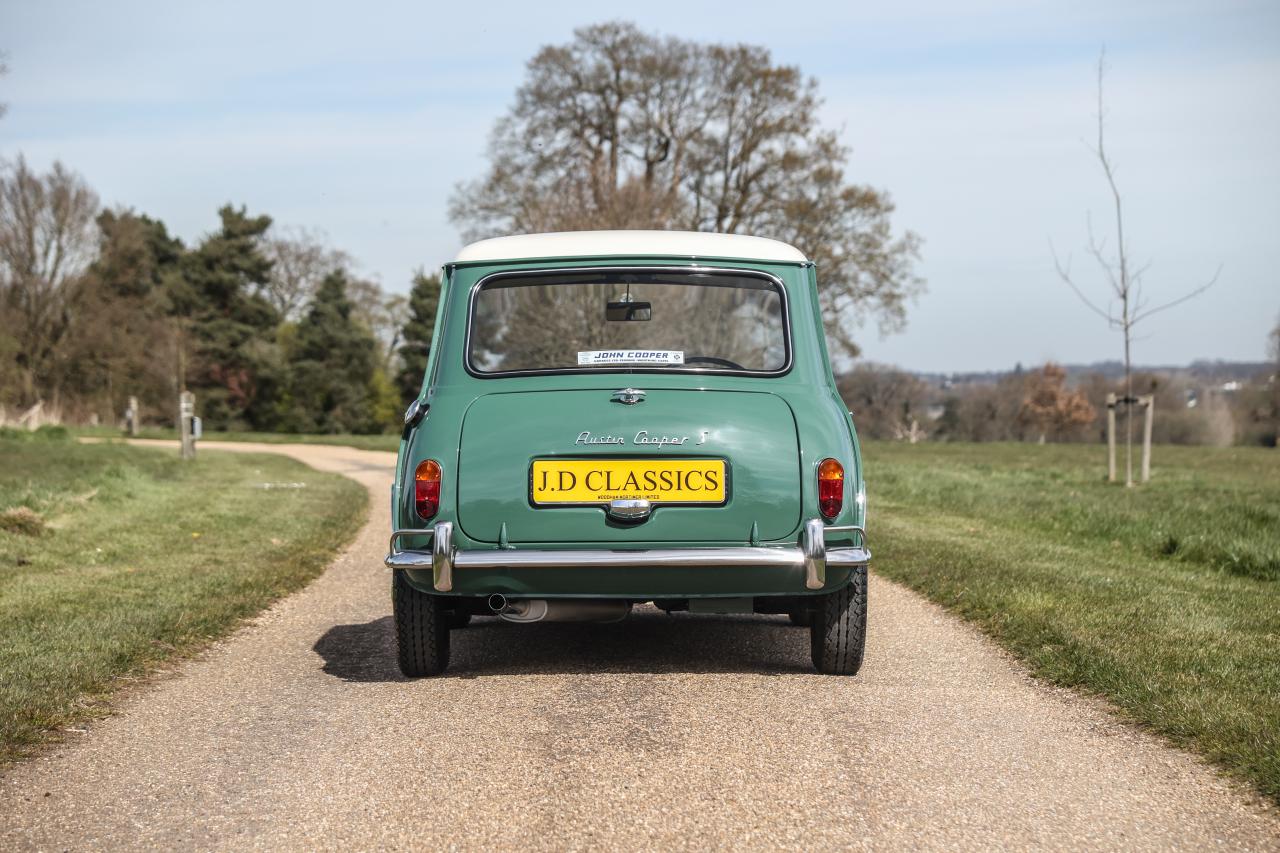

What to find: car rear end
left=388, top=235, right=868, bottom=675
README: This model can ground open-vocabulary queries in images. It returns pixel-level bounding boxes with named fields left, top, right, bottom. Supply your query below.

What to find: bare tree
left=0, top=155, right=100, bottom=405
left=261, top=226, right=350, bottom=322
left=836, top=363, right=932, bottom=440
left=346, top=276, right=407, bottom=372
left=451, top=22, right=923, bottom=362
left=1051, top=50, right=1219, bottom=485
left=0, top=51, right=9, bottom=120
left=1271, top=315, right=1279, bottom=367
left=1270, top=315, right=1280, bottom=445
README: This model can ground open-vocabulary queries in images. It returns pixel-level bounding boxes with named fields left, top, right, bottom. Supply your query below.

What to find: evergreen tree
left=394, top=269, right=441, bottom=403
left=63, top=211, right=186, bottom=418
left=92, top=210, right=185, bottom=300
left=285, top=270, right=380, bottom=434
left=178, top=205, right=279, bottom=428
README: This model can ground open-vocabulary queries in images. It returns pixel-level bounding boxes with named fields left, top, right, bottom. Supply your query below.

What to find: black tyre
left=392, top=570, right=450, bottom=677
left=810, top=565, right=867, bottom=675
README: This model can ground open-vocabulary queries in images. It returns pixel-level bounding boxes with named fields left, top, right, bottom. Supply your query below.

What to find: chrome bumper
left=384, top=518, right=868, bottom=593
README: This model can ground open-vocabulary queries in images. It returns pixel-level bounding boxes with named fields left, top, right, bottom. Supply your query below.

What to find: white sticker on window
left=577, top=350, right=685, bottom=366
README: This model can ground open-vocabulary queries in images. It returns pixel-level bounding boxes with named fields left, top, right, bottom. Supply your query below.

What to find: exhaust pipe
left=488, top=596, right=630, bottom=624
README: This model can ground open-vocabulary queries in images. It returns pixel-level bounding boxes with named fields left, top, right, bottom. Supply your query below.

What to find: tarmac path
left=1, top=440, right=1277, bottom=851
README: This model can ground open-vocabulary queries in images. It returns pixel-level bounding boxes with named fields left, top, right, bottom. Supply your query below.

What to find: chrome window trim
left=462, top=265, right=794, bottom=379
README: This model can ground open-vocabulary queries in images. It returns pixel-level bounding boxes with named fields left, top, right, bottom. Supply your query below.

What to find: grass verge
left=865, top=440, right=1280, bottom=803
left=0, top=430, right=367, bottom=762
left=71, top=425, right=399, bottom=452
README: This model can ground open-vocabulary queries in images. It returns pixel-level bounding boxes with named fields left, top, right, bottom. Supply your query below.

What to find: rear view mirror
left=606, top=300, right=652, bottom=321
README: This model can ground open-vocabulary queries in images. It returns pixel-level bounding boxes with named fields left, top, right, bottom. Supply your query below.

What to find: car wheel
left=788, top=610, right=811, bottom=627
left=810, top=565, right=867, bottom=675
left=392, top=570, right=450, bottom=677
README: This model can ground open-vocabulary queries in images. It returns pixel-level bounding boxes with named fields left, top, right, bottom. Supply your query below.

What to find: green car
left=386, top=231, right=869, bottom=676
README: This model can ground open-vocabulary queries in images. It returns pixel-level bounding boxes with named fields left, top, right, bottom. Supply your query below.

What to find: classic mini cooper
left=386, top=231, right=869, bottom=676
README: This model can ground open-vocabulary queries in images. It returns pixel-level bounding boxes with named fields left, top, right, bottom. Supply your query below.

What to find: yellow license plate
left=531, top=458, right=726, bottom=505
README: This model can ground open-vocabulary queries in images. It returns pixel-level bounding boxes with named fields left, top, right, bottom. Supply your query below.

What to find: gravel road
left=2, top=441, right=1277, bottom=851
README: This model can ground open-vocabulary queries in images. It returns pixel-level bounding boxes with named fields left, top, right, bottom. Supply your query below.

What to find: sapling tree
left=1052, top=49, right=1219, bottom=486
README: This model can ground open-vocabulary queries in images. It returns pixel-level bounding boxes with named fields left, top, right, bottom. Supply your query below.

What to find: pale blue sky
left=2, top=0, right=1277, bottom=370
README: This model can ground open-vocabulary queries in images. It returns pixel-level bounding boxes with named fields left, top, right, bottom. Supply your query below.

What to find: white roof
left=453, top=230, right=808, bottom=264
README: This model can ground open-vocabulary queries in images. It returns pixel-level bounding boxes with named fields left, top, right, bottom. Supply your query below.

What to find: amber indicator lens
left=415, top=459, right=442, bottom=520
left=817, top=458, right=844, bottom=520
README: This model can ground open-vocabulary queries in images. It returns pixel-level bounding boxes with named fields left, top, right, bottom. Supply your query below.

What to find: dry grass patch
left=0, top=507, right=45, bottom=537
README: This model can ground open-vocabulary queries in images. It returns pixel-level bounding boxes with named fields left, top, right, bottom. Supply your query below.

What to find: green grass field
left=0, top=430, right=367, bottom=762
left=865, top=440, right=1280, bottom=802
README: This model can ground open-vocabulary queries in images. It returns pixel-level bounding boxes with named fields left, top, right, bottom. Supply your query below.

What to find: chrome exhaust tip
left=492, top=598, right=631, bottom=624
left=487, top=593, right=508, bottom=613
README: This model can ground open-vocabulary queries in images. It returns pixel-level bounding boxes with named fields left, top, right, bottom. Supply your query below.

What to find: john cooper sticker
left=577, top=350, right=685, bottom=366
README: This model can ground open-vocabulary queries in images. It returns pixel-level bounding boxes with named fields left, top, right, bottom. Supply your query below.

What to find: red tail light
left=817, top=458, right=844, bottom=520
left=415, top=459, right=441, bottom=520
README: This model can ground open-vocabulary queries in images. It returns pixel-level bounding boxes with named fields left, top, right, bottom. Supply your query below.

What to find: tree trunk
left=1124, top=327, right=1133, bottom=488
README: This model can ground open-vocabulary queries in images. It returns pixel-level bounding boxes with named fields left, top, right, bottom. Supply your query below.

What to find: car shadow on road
left=313, top=616, right=407, bottom=682
left=312, top=610, right=816, bottom=681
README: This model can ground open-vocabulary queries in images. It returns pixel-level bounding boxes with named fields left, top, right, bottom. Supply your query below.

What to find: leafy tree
left=451, top=21, right=923, bottom=361
left=367, top=368, right=402, bottom=432
left=62, top=210, right=185, bottom=419
left=178, top=205, right=279, bottom=428
left=1017, top=363, right=1096, bottom=443
left=91, top=209, right=185, bottom=300
left=394, top=270, right=441, bottom=403
left=283, top=270, right=380, bottom=434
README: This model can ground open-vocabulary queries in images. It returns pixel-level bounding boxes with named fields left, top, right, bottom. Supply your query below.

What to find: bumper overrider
left=384, top=518, right=869, bottom=593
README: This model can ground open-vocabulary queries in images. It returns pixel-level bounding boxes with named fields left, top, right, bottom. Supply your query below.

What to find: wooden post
left=1106, top=393, right=1117, bottom=483
left=126, top=396, right=139, bottom=437
left=1141, top=394, right=1154, bottom=483
left=178, top=391, right=196, bottom=461
left=17, top=401, right=43, bottom=431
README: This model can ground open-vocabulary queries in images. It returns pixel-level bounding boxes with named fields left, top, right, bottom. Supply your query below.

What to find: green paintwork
left=458, top=388, right=799, bottom=543
left=393, top=253, right=865, bottom=599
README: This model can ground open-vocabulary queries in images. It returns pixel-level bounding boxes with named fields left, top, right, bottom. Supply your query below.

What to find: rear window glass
left=468, top=270, right=788, bottom=375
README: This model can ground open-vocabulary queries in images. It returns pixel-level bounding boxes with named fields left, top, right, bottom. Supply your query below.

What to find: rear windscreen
left=468, top=270, right=788, bottom=375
